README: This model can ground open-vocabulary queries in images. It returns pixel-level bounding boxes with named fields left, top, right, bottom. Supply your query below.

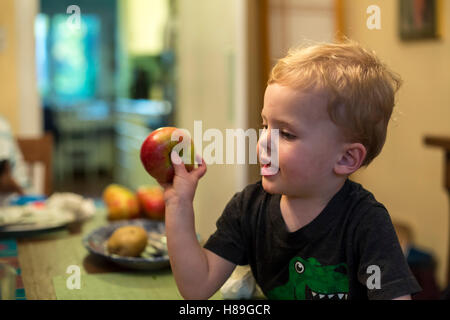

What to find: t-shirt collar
left=269, top=179, right=352, bottom=245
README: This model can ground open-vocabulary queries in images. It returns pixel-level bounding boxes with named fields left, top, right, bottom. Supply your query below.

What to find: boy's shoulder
left=345, top=179, right=384, bottom=207
left=342, top=179, right=393, bottom=229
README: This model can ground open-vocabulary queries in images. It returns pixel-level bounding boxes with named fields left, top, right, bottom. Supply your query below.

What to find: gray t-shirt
left=204, top=179, right=421, bottom=300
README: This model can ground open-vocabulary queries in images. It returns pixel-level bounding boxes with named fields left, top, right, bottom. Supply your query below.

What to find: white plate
left=0, top=206, right=76, bottom=234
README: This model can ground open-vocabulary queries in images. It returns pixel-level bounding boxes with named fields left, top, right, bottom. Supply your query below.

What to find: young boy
left=162, top=40, right=421, bottom=300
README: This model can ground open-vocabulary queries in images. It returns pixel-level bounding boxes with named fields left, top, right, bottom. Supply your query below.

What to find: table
left=424, top=135, right=450, bottom=285
left=12, top=208, right=206, bottom=300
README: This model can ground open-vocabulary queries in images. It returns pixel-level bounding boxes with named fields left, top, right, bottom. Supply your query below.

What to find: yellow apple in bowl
left=103, top=184, right=140, bottom=220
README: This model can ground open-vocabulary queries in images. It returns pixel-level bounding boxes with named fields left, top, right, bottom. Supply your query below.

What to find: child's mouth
left=261, top=163, right=279, bottom=176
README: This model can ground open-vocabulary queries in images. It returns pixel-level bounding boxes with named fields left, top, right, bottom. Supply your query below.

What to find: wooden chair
left=16, top=134, right=53, bottom=196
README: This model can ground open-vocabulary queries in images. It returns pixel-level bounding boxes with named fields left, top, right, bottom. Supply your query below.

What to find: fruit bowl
left=83, top=219, right=170, bottom=271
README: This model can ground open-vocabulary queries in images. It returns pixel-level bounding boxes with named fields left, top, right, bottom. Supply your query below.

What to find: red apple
left=137, top=185, right=165, bottom=220
left=140, top=127, right=195, bottom=184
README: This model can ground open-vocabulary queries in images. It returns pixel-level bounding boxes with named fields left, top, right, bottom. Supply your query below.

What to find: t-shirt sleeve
left=355, top=206, right=422, bottom=300
left=203, top=191, right=248, bottom=266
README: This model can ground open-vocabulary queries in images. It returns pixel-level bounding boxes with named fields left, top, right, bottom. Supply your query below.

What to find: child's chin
left=261, top=177, right=279, bottom=194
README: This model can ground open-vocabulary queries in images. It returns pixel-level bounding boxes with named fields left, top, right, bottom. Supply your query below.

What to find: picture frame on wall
left=399, top=0, right=439, bottom=40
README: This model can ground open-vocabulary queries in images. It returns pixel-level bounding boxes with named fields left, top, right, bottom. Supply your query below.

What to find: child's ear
left=334, top=143, right=367, bottom=175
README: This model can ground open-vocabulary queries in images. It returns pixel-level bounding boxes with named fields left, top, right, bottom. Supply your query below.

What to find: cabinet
left=53, top=103, right=114, bottom=184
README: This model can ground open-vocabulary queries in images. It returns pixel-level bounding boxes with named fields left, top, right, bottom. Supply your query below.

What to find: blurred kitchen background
left=1, top=0, right=450, bottom=295
left=34, top=0, right=176, bottom=194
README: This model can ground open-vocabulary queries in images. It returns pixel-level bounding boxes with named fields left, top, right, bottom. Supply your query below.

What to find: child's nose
left=258, top=129, right=272, bottom=156
left=258, top=130, right=269, bottom=148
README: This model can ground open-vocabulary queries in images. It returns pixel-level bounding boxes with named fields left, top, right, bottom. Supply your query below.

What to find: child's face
left=258, top=84, right=346, bottom=197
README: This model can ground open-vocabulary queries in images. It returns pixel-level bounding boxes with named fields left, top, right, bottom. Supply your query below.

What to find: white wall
left=268, top=0, right=335, bottom=63
left=176, top=0, right=248, bottom=240
left=344, top=0, right=449, bottom=288
left=16, top=0, right=42, bottom=137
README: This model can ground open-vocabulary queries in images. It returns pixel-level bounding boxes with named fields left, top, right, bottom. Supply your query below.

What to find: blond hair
left=268, top=40, right=402, bottom=166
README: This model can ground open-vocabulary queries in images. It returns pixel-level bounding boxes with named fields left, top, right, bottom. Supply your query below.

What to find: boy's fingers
left=192, top=156, right=207, bottom=180
left=170, top=151, right=206, bottom=181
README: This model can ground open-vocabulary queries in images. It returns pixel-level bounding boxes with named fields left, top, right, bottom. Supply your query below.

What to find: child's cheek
left=281, top=149, right=304, bottom=175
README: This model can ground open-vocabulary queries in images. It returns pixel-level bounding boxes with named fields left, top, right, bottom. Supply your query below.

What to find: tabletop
left=7, top=208, right=221, bottom=300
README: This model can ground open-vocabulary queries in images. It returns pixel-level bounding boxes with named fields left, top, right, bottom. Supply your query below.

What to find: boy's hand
left=161, top=151, right=207, bottom=209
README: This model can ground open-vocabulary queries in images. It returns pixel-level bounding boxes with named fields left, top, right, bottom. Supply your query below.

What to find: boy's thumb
left=171, top=150, right=186, bottom=173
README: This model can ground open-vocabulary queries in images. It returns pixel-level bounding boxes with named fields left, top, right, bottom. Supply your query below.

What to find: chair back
left=16, top=134, right=53, bottom=196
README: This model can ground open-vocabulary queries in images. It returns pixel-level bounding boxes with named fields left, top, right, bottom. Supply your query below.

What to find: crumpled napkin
left=220, top=265, right=264, bottom=300
left=46, top=193, right=96, bottom=221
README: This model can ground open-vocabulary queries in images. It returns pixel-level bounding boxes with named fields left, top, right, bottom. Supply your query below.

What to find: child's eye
left=281, top=131, right=295, bottom=139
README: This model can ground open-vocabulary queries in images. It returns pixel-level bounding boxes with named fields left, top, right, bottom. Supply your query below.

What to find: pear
left=107, top=226, right=148, bottom=257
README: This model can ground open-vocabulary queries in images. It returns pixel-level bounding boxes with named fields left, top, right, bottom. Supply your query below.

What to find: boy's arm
left=165, top=199, right=236, bottom=299
left=163, top=151, right=236, bottom=299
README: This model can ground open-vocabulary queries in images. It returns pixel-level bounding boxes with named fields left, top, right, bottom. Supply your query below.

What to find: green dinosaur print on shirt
left=267, top=257, right=349, bottom=300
